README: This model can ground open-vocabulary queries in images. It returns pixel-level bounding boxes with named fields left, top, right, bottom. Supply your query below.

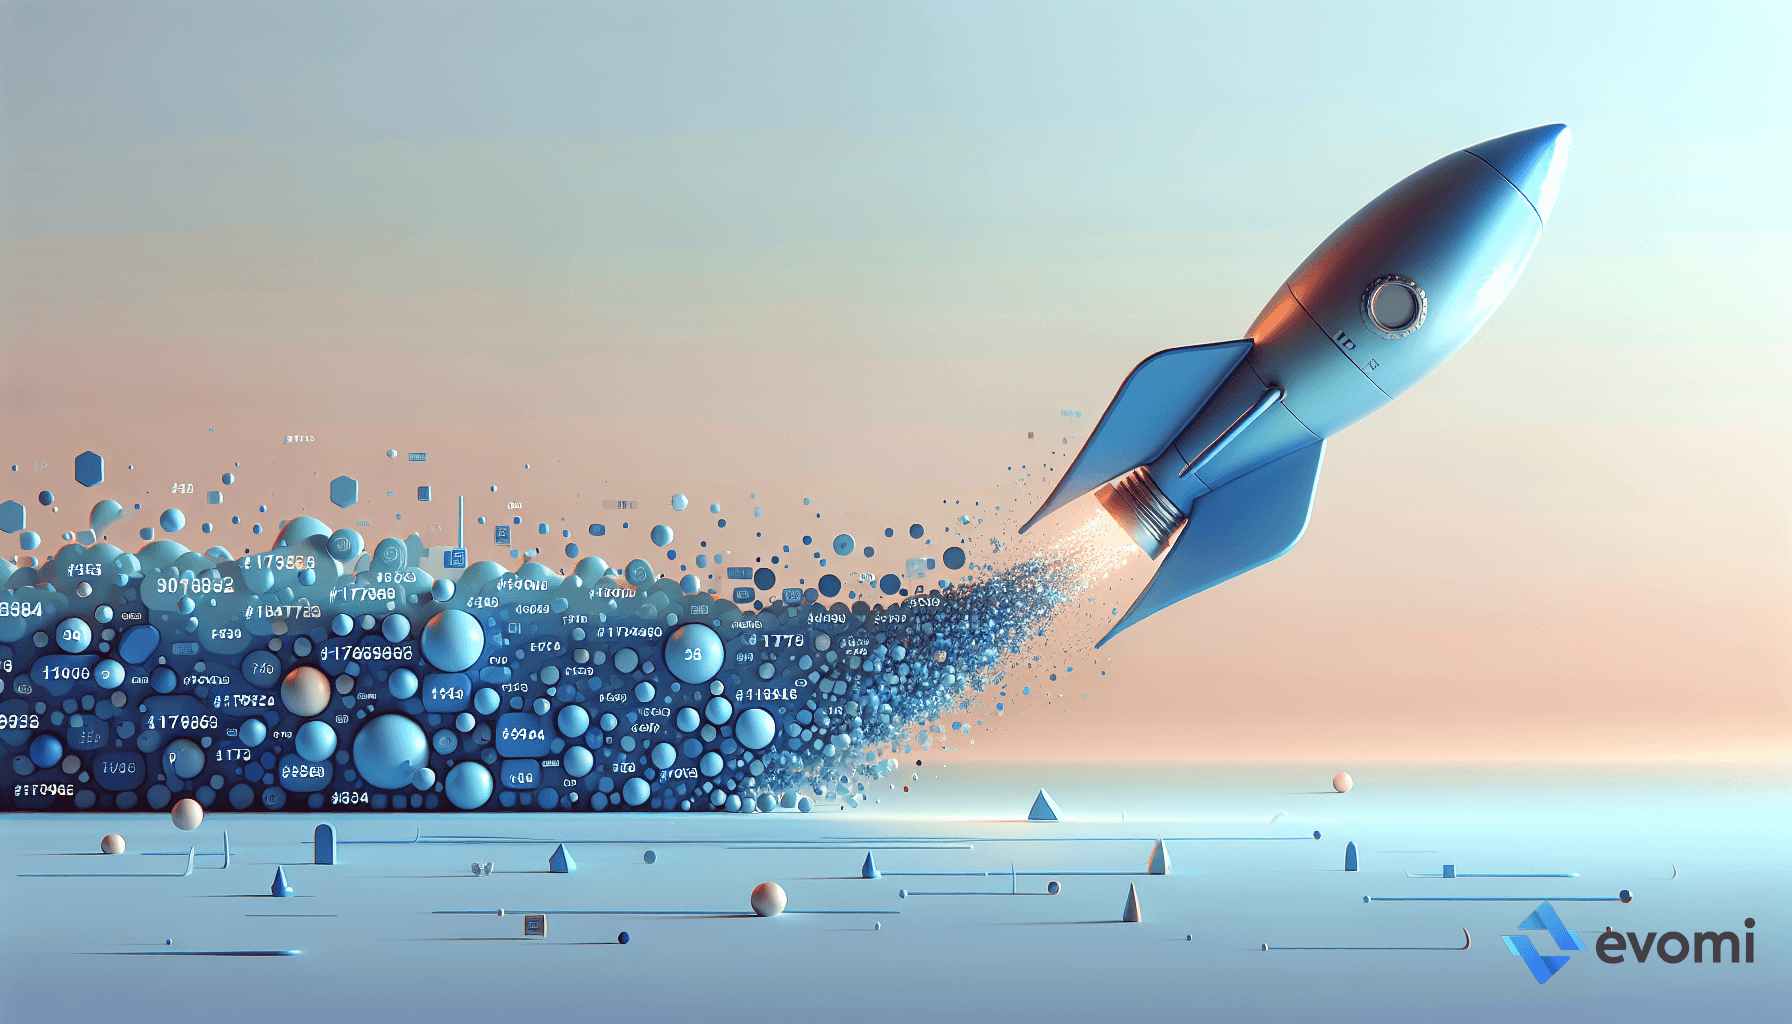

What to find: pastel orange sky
left=2, top=2, right=1787, bottom=762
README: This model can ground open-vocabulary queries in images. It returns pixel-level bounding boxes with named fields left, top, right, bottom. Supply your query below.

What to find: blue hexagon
left=74, top=451, right=104, bottom=487
left=329, top=475, right=359, bottom=508
left=0, top=500, right=23, bottom=534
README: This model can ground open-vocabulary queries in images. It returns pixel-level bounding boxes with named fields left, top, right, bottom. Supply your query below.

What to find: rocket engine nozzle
left=1094, top=467, right=1183, bottom=560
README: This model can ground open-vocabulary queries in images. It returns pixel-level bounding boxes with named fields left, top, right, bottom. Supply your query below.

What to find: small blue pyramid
left=548, top=843, right=576, bottom=873
left=1344, top=841, right=1358, bottom=871
left=1027, top=789, right=1062, bottom=821
left=861, top=852, right=880, bottom=879
left=270, top=866, right=292, bottom=897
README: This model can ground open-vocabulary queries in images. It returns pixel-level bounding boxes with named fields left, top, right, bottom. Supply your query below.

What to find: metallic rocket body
left=1019, top=125, right=1571, bottom=646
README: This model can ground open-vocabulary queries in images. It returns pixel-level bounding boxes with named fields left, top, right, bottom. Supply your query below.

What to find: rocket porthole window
left=1362, top=275, right=1426, bottom=339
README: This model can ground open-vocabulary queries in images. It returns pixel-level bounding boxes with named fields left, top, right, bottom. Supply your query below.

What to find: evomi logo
left=1504, top=902, right=1758, bottom=985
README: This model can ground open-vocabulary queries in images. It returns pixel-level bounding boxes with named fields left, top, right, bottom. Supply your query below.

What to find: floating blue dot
left=37, top=491, right=53, bottom=506
left=651, top=524, right=673, bottom=547
left=818, top=574, right=841, bottom=598
left=879, top=574, right=900, bottom=595
left=943, top=546, right=966, bottom=570
left=565, top=543, right=579, bottom=558
left=753, top=567, right=775, bottom=591
left=910, top=524, right=924, bottom=538
left=885, top=528, right=894, bottom=537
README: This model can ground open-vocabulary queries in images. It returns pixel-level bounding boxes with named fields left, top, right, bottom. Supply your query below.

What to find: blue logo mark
left=1503, top=902, right=1587, bottom=984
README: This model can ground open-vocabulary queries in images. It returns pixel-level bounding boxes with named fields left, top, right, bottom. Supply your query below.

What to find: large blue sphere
left=421, top=609, right=484, bottom=672
left=664, top=623, right=723, bottom=684
left=563, top=746, right=594, bottom=777
left=622, top=777, right=651, bottom=806
left=55, top=617, right=92, bottom=653
left=28, top=733, right=63, bottom=769
left=445, top=761, right=493, bottom=809
left=295, top=720, right=338, bottom=762
left=352, top=714, right=429, bottom=789
left=557, top=705, right=589, bottom=738
left=705, top=695, right=734, bottom=725
left=735, top=708, right=776, bottom=750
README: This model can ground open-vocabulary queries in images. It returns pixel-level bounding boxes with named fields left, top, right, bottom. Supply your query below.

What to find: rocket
left=1020, top=125, right=1571, bottom=647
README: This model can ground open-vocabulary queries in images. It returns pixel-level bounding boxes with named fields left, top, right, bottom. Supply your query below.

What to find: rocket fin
left=1097, top=439, right=1324, bottom=647
left=1018, top=340, right=1252, bottom=535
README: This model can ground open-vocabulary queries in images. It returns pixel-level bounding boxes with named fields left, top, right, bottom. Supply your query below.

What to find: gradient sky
left=2, top=1, right=1787, bottom=762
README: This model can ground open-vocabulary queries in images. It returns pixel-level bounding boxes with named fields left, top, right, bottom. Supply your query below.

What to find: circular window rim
left=1361, top=274, right=1427, bottom=339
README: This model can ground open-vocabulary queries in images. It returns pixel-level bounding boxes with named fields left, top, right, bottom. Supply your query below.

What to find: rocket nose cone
left=1466, top=124, right=1571, bottom=225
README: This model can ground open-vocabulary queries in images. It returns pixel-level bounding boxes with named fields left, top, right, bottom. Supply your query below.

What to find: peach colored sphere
left=750, top=881, right=787, bottom=917
left=100, top=833, right=126, bottom=854
left=171, top=798, right=204, bottom=831
left=1333, top=771, right=1354, bottom=793
left=281, top=665, right=332, bottom=717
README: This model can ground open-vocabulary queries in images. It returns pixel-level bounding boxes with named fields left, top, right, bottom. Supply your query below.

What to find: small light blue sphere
left=734, top=708, right=776, bottom=750
left=55, top=617, right=92, bottom=654
left=664, top=623, right=723, bottom=685
left=421, top=609, right=484, bottom=672
left=387, top=668, right=419, bottom=699
left=557, top=705, right=589, bottom=738
left=622, top=777, right=651, bottom=806
left=445, top=761, right=493, bottom=809
left=295, top=720, right=338, bottom=762
left=563, top=746, right=594, bottom=777
left=352, top=714, right=429, bottom=789
left=704, top=695, right=733, bottom=726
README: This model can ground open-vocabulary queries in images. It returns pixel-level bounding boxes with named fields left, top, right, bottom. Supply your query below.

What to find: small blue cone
left=1121, top=883, right=1143, bottom=923
left=1344, top=841, right=1358, bottom=872
left=861, top=852, right=880, bottom=879
left=314, top=823, right=336, bottom=865
left=548, top=843, right=576, bottom=873
left=270, top=866, right=292, bottom=897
